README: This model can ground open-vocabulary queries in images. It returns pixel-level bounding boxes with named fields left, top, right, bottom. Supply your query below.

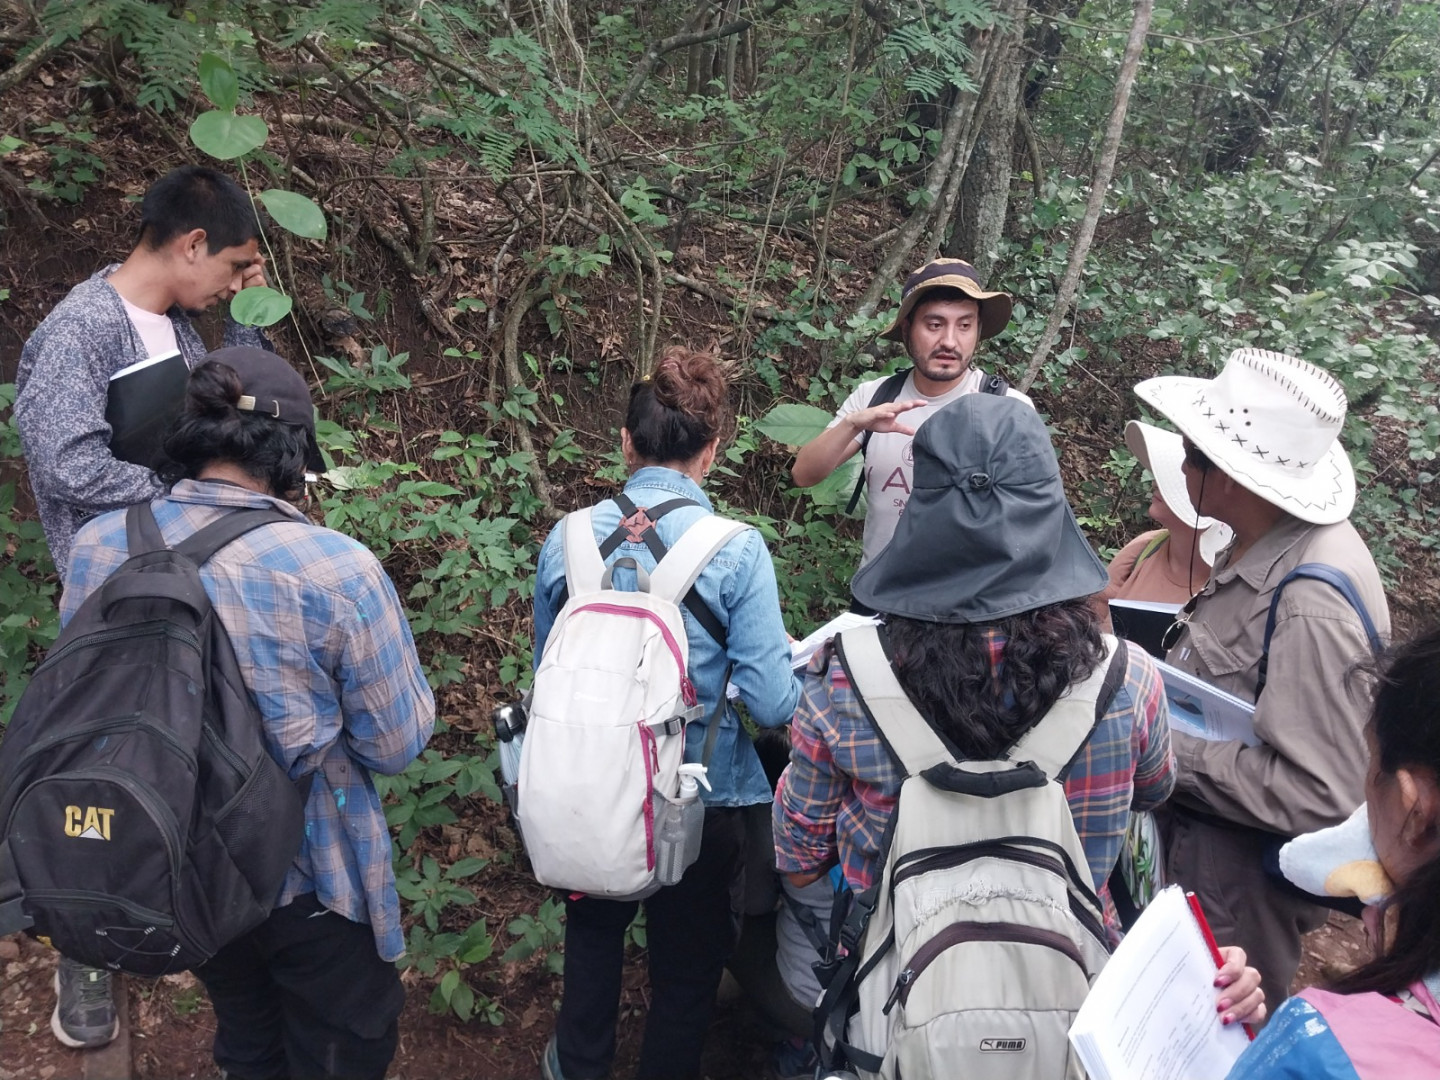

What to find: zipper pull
left=680, top=674, right=698, bottom=708
left=883, top=968, right=914, bottom=1015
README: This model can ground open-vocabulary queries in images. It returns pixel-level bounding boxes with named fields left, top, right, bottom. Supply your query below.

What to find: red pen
left=1186, top=891, right=1255, bottom=1041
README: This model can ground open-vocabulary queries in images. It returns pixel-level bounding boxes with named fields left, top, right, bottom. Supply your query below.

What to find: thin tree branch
left=1019, top=0, right=1154, bottom=394
left=604, top=0, right=794, bottom=125
left=850, top=76, right=986, bottom=323
left=1016, top=104, right=1045, bottom=204
left=501, top=267, right=564, bottom=520
left=0, top=11, right=102, bottom=95
left=373, top=25, right=507, bottom=98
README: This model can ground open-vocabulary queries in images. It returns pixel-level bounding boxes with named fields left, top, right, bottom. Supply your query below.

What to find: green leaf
left=754, top=403, right=834, bottom=447
left=229, top=286, right=292, bottom=327
left=439, top=969, right=460, bottom=1000
left=259, top=189, right=327, bottom=239
left=189, top=110, right=268, bottom=160
left=450, top=981, right=474, bottom=1022
left=446, top=857, right=490, bottom=880
left=198, top=53, right=239, bottom=111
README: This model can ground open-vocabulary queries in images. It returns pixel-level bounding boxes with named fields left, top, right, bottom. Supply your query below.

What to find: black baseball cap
left=205, top=346, right=325, bottom=472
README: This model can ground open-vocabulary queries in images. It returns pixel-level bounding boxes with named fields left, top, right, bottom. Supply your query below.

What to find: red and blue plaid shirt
left=773, top=629, right=1174, bottom=936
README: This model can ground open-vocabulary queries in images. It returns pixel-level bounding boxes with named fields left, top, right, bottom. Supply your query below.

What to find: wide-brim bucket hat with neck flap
left=1124, top=420, right=1234, bottom=565
left=851, top=393, right=1109, bottom=623
left=878, top=258, right=1014, bottom=343
left=1134, top=348, right=1355, bottom=526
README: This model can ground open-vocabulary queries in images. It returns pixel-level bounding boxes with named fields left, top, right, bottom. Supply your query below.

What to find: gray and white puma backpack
left=816, top=624, right=1128, bottom=1080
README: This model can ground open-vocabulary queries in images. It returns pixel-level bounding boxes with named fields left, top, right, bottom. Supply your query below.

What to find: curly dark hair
left=885, top=597, right=1106, bottom=758
left=157, top=360, right=311, bottom=498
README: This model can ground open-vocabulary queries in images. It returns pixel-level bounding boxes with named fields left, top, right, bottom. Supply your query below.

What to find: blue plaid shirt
left=63, top=480, right=435, bottom=961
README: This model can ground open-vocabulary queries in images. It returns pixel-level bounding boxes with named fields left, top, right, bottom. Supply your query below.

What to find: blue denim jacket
left=533, top=466, right=801, bottom=807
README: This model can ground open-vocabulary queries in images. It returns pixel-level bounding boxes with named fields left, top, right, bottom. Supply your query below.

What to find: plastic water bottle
left=492, top=700, right=527, bottom=816
left=656, top=763, right=710, bottom=885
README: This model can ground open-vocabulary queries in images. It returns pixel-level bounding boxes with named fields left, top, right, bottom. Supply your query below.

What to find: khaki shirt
left=1165, top=515, right=1389, bottom=836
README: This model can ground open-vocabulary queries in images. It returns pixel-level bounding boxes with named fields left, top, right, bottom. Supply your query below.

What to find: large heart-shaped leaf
left=258, top=189, right=327, bottom=239
left=198, top=53, right=238, bottom=112
left=189, top=110, right=267, bottom=160
left=754, top=402, right=834, bottom=447
left=230, top=286, right=292, bottom=327
left=808, top=458, right=863, bottom=512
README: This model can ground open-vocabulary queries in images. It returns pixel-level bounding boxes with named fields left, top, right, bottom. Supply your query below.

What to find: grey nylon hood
left=850, top=394, right=1109, bottom=623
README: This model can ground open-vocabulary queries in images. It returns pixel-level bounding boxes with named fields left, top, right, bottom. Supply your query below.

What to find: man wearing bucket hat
left=1136, top=347, right=1390, bottom=1016
left=61, top=346, right=435, bottom=1079
left=791, top=258, right=1031, bottom=577
left=773, top=395, right=1176, bottom=1041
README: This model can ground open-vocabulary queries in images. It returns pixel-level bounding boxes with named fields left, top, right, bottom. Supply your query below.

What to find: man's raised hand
left=848, top=397, right=927, bottom=437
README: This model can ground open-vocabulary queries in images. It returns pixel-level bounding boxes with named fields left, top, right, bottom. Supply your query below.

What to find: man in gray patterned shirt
left=15, top=164, right=271, bottom=584
left=13, top=163, right=271, bottom=1051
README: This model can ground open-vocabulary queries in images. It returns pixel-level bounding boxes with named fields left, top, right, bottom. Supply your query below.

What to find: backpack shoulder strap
left=173, top=507, right=297, bottom=566
left=1256, top=562, right=1383, bottom=697
left=832, top=623, right=954, bottom=776
left=978, top=369, right=1009, bottom=396
left=600, top=495, right=695, bottom=560
left=845, top=369, right=913, bottom=515
left=1007, top=636, right=1128, bottom=782
left=1130, top=530, right=1170, bottom=573
left=648, top=515, right=749, bottom=607
left=561, top=507, right=607, bottom=596
left=125, top=502, right=167, bottom=556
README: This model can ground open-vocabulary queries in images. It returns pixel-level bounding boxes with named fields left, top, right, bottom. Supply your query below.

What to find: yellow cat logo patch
left=64, top=805, right=114, bottom=841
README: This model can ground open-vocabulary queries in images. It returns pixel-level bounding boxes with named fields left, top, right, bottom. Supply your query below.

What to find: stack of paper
left=1069, top=886, right=1250, bottom=1080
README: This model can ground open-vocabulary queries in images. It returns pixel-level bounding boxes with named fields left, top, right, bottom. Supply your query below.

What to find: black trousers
left=556, top=806, right=746, bottom=1080
left=193, top=892, right=405, bottom=1080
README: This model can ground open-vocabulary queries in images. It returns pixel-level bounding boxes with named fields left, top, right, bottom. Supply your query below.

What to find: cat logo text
left=64, top=805, right=115, bottom=841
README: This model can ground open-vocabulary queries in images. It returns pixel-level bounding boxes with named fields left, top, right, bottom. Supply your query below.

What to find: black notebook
left=106, top=350, right=188, bottom=469
left=1109, top=598, right=1183, bottom=659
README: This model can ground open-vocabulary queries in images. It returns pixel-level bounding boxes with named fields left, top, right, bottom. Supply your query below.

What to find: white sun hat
left=1124, top=420, right=1234, bottom=565
left=1134, top=348, right=1355, bottom=525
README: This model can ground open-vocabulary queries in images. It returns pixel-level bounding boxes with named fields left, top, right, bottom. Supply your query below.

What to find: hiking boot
left=540, top=1035, right=566, bottom=1080
left=51, top=956, right=119, bottom=1049
left=540, top=1034, right=609, bottom=1080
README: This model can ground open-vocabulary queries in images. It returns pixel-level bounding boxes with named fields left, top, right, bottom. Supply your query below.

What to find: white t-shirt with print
left=120, top=295, right=179, bottom=359
left=829, top=367, right=1033, bottom=567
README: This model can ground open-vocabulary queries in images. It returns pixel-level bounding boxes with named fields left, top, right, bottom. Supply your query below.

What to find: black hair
left=1182, top=437, right=1215, bottom=473
left=139, top=165, right=260, bottom=254
left=624, top=347, right=732, bottom=465
left=1332, top=625, right=1440, bottom=997
left=909, top=286, right=981, bottom=311
left=157, top=361, right=310, bottom=497
left=886, top=597, right=1106, bottom=759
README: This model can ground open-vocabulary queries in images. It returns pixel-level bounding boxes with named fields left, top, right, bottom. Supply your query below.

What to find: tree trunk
left=849, top=80, right=984, bottom=324
left=1017, top=0, right=1154, bottom=393
left=944, top=0, right=1029, bottom=277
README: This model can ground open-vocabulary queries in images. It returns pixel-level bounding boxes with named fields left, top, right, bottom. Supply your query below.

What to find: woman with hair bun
left=531, top=347, right=801, bottom=1080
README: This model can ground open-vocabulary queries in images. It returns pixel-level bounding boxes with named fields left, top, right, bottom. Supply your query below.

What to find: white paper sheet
left=1069, top=886, right=1250, bottom=1080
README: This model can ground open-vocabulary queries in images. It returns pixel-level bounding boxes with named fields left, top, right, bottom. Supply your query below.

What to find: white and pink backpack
left=516, top=505, right=747, bottom=900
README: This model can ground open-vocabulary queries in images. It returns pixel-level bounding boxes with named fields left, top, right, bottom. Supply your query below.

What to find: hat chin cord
left=1187, top=468, right=1208, bottom=594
